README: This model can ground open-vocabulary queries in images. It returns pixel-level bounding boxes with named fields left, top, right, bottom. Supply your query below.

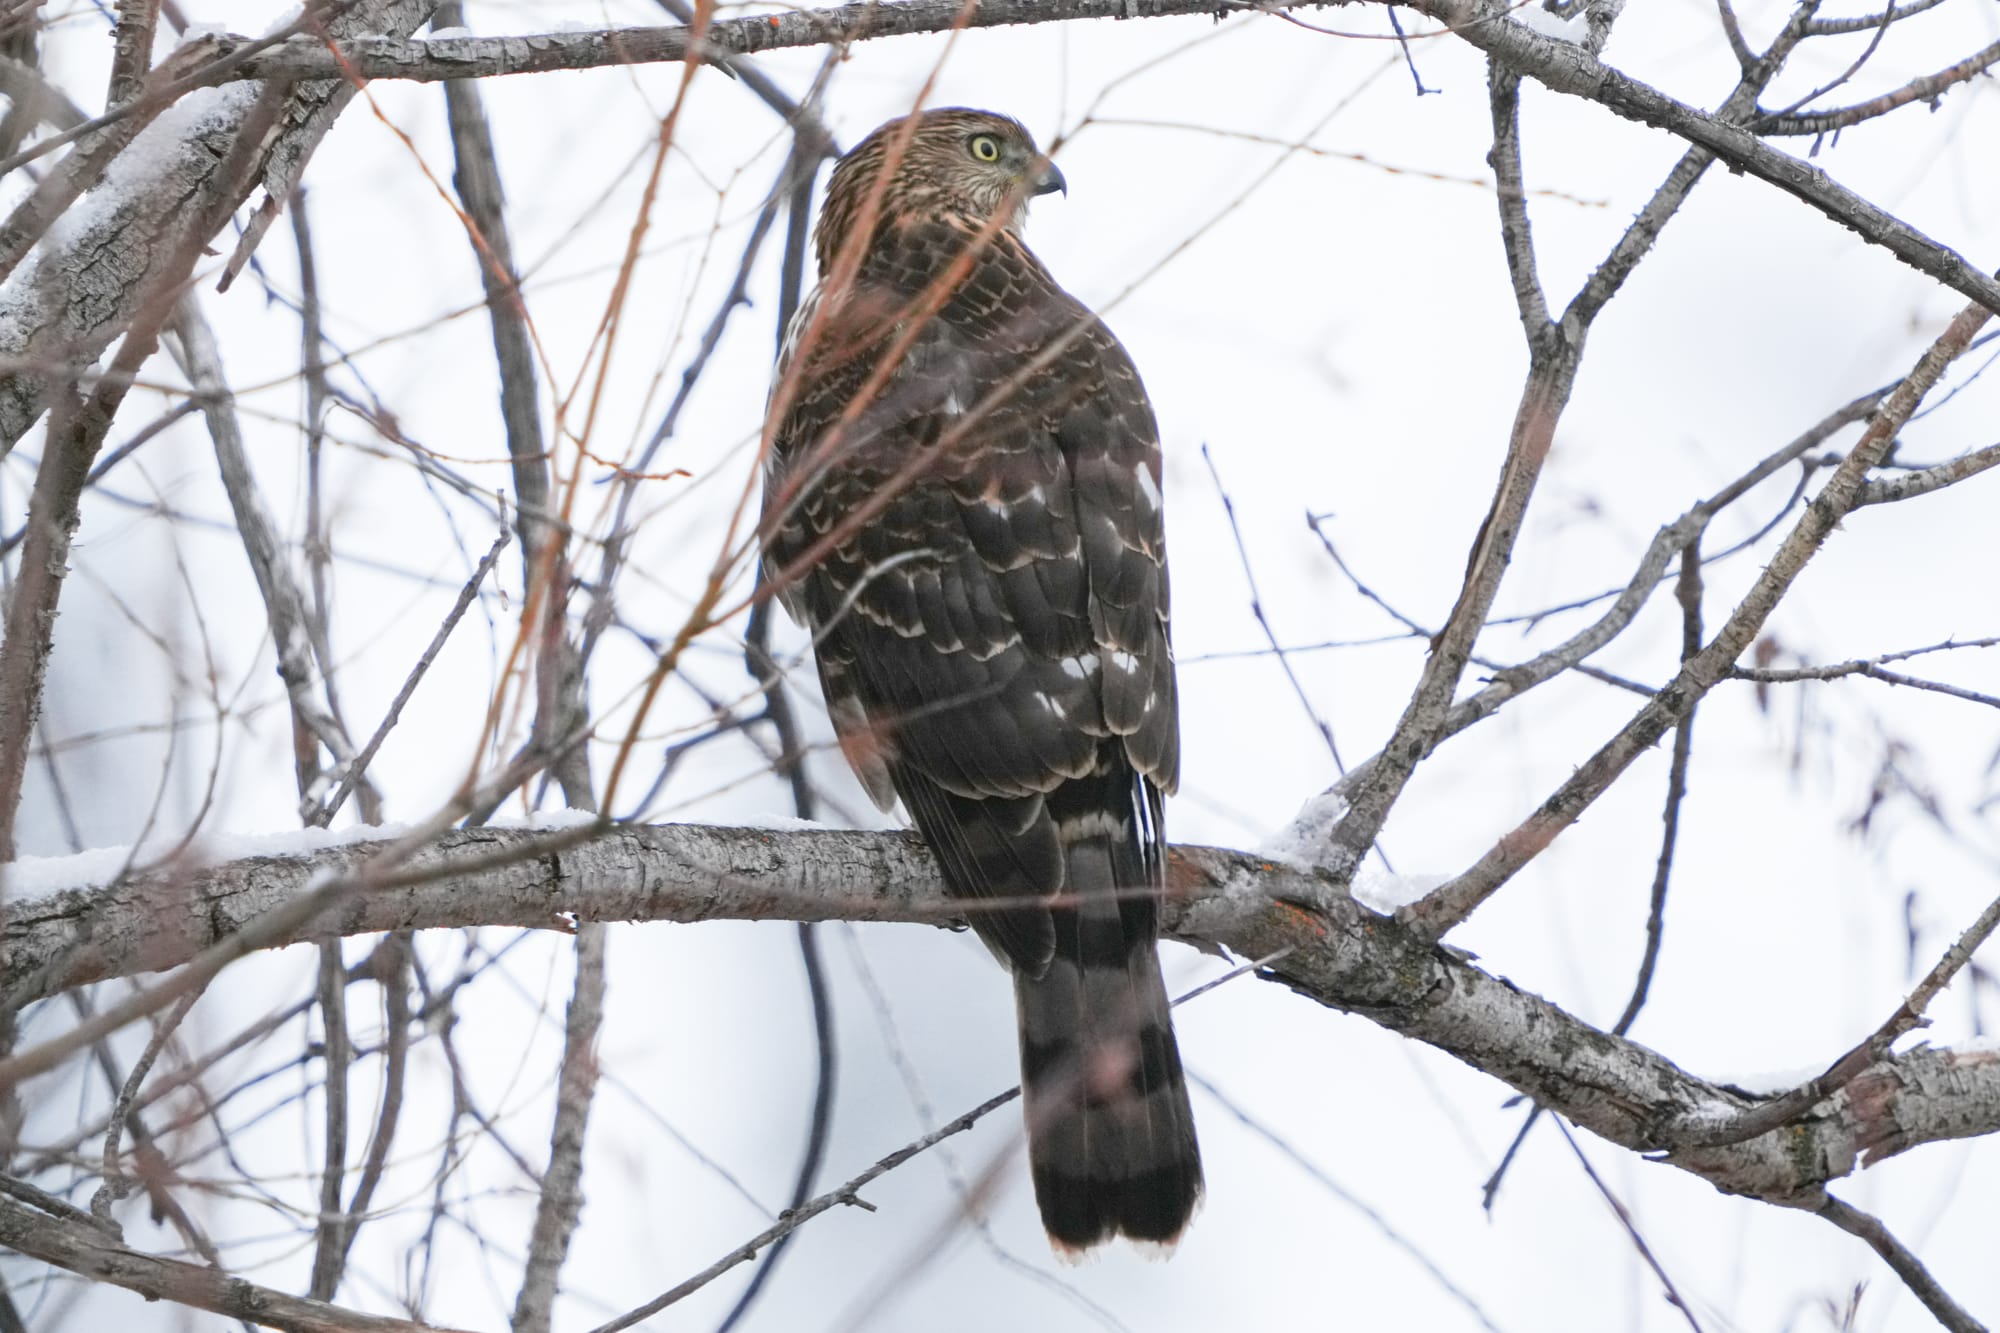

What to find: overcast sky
left=8, top=0, right=2000, bottom=1329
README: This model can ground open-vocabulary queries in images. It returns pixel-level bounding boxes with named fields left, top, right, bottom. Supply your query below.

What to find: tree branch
left=1398, top=295, right=1994, bottom=937
left=1754, top=39, right=2000, bottom=138
left=510, top=924, right=606, bottom=1333
left=1402, top=0, right=2000, bottom=317
left=192, top=2, right=2000, bottom=317
left=225, top=0, right=1341, bottom=83
left=0, top=0, right=437, bottom=451
left=1816, top=1195, right=1989, bottom=1333
left=4, top=822, right=1997, bottom=1209
left=0, top=1195, right=475, bottom=1333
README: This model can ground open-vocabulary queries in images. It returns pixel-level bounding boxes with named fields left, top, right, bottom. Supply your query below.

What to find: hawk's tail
left=1014, top=829, right=1203, bottom=1254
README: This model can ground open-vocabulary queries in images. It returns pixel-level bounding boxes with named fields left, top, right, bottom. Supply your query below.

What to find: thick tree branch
left=224, top=0, right=1340, bottom=83
left=4, top=823, right=1996, bottom=1208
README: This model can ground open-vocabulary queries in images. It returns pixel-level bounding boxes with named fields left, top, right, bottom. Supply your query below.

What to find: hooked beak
left=1032, top=159, right=1067, bottom=198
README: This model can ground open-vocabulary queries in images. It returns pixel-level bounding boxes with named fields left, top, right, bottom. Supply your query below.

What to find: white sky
left=5, top=0, right=1999, bottom=1330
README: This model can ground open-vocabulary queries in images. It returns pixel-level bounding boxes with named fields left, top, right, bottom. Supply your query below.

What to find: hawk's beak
left=1032, top=160, right=1067, bottom=197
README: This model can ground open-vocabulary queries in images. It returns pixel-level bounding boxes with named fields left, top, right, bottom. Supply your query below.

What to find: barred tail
left=1014, top=828, right=1203, bottom=1253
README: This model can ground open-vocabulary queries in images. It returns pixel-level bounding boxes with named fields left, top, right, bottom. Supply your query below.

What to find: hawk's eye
left=969, top=134, right=1002, bottom=163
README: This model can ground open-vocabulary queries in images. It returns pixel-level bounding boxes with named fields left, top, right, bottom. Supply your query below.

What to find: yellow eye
left=969, top=134, right=1002, bottom=163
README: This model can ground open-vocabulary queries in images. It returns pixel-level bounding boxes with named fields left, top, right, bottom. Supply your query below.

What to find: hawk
left=760, top=108, right=1201, bottom=1252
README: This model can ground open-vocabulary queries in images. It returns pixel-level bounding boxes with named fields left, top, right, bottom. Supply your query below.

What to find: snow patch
left=481, top=808, right=603, bottom=833
left=1708, top=1064, right=1822, bottom=1096
left=0, top=79, right=260, bottom=344
left=1947, top=1036, right=2000, bottom=1058
left=732, top=812, right=837, bottom=833
left=1351, top=868, right=1448, bottom=914
left=5, top=846, right=137, bottom=905
left=2, top=809, right=603, bottom=907
left=1714, top=1038, right=2000, bottom=1095
left=35, top=84, right=262, bottom=261
left=4, top=820, right=409, bottom=906
left=1515, top=2, right=1590, bottom=44
left=1260, top=789, right=1349, bottom=869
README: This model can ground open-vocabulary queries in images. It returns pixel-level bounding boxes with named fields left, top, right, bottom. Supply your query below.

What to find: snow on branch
left=5, top=820, right=1997, bottom=1210
left=0, top=0, right=436, bottom=451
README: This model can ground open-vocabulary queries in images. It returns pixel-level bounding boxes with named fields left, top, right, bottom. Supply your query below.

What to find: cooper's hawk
left=760, top=108, right=1201, bottom=1252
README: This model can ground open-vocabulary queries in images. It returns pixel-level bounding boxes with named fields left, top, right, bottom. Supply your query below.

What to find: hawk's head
left=815, top=108, right=1066, bottom=275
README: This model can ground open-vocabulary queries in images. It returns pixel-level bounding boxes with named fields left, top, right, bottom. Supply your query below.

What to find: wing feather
left=762, top=218, right=1179, bottom=969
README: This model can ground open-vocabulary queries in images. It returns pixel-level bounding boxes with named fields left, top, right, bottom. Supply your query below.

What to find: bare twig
left=1756, top=39, right=2000, bottom=138
left=0, top=1196, right=477, bottom=1333
left=1312, top=78, right=1574, bottom=878
left=1816, top=1195, right=1988, bottom=1333
left=1712, top=0, right=1752, bottom=68
left=1674, top=885, right=2000, bottom=1155
left=0, top=159, right=273, bottom=859
left=308, top=939, right=352, bottom=1301
left=1855, top=439, right=2000, bottom=506
left=651, top=0, right=838, bottom=156
left=320, top=527, right=511, bottom=824
left=1613, top=542, right=1703, bottom=1035
left=105, top=0, right=161, bottom=108
left=1484, top=543, right=1705, bottom=1208
left=335, top=933, right=410, bottom=1278
left=437, top=0, right=598, bottom=819
left=590, top=1087, right=1021, bottom=1333
left=90, top=987, right=199, bottom=1222
left=1399, top=0, right=2000, bottom=318
left=431, top=13, right=611, bottom=1318
left=1731, top=661, right=2000, bottom=712
left=438, top=1, right=553, bottom=587
left=1202, top=445, right=1345, bottom=774
left=1486, top=65, right=1548, bottom=335
left=1303, top=10, right=1811, bottom=876
left=1802, top=0, right=1949, bottom=34
left=0, top=761, right=605, bottom=1088
left=0, top=1173, right=111, bottom=1234
left=1192, top=1072, right=1507, bottom=1332
left=510, top=925, right=607, bottom=1333
left=175, top=300, right=374, bottom=821
left=712, top=122, right=838, bottom=1333
left=0, top=20, right=65, bottom=165
left=1553, top=1118, right=1706, bottom=1333
left=288, top=188, right=370, bottom=819
left=1401, top=297, right=1995, bottom=938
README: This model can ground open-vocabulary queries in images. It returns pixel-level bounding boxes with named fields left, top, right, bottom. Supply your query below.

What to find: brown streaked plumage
left=761, top=108, right=1201, bottom=1253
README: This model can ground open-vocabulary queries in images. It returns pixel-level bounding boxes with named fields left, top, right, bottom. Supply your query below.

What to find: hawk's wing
left=762, top=221, right=1177, bottom=972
